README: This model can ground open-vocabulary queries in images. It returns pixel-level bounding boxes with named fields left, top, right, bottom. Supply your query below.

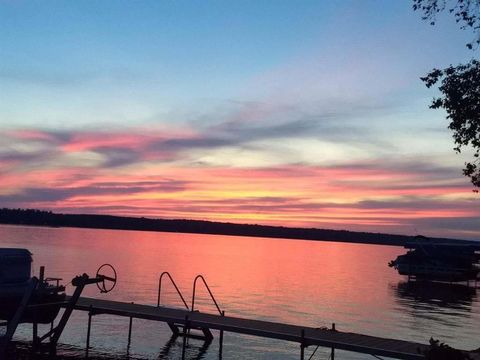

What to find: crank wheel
left=96, top=264, right=117, bottom=293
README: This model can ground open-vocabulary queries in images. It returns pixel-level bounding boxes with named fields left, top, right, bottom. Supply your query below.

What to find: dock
left=4, top=270, right=478, bottom=359
left=67, top=296, right=431, bottom=360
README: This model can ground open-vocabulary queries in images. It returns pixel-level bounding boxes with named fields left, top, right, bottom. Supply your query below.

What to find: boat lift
left=0, top=264, right=117, bottom=357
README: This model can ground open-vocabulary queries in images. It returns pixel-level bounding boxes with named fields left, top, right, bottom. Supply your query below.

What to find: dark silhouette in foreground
left=422, top=338, right=472, bottom=360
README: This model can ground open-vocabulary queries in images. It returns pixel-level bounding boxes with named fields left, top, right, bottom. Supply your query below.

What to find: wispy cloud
left=0, top=179, right=187, bottom=205
left=1, top=96, right=478, bottom=240
left=1, top=140, right=478, bottom=239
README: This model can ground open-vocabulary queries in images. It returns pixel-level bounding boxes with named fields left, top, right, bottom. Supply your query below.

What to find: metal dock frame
left=33, top=273, right=97, bottom=356
left=0, top=277, right=39, bottom=357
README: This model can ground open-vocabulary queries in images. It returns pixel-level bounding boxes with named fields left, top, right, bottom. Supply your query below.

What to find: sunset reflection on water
left=1, top=224, right=479, bottom=359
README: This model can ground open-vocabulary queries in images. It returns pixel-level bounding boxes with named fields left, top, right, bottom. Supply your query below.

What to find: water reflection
left=156, top=336, right=178, bottom=359
left=388, top=281, right=479, bottom=335
left=15, top=337, right=211, bottom=360
left=9, top=342, right=144, bottom=360
left=2, top=225, right=480, bottom=359
left=156, top=336, right=210, bottom=360
left=392, top=281, right=476, bottom=310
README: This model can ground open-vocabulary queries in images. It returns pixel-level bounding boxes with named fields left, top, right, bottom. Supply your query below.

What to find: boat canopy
left=0, top=248, right=32, bottom=284
left=404, top=242, right=480, bottom=252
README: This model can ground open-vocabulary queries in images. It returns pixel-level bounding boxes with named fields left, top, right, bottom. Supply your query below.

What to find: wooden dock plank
left=189, top=311, right=426, bottom=359
left=64, top=296, right=433, bottom=359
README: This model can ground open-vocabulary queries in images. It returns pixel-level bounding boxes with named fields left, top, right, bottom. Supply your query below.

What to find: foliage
left=421, top=338, right=472, bottom=359
left=413, top=0, right=480, bottom=189
left=421, top=60, right=480, bottom=188
left=413, top=0, right=480, bottom=49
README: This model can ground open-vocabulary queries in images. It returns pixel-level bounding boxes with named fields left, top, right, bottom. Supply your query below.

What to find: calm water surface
left=1, top=224, right=479, bottom=359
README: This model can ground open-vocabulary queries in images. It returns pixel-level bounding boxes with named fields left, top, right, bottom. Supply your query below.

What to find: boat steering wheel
left=96, top=264, right=117, bottom=293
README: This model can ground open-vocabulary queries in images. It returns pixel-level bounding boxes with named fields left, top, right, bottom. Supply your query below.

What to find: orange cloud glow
left=1, top=128, right=479, bottom=240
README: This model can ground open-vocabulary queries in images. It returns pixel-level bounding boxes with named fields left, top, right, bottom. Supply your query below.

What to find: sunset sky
left=1, top=1, right=479, bottom=240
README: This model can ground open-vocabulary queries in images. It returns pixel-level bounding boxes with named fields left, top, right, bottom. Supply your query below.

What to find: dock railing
left=191, top=274, right=222, bottom=315
left=190, top=274, right=225, bottom=356
left=157, top=272, right=190, bottom=310
left=157, top=272, right=224, bottom=354
left=156, top=272, right=224, bottom=315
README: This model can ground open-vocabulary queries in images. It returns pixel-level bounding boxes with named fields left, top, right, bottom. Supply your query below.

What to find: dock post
left=35, top=266, right=43, bottom=350
left=127, top=302, right=133, bottom=347
left=39, top=266, right=45, bottom=282
left=32, top=322, right=38, bottom=352
left=33, top=267, right=43, bottom=352
left=300, top=329, right=305, bottom=360
left=331, top=323, right=336, bottom=360
left=181, top=314, right=189, bottom=360
left=219, top=310, right=225, bottom=358
left=128, top=316, right=133, bottom=346
left=85, top=308, right=93, bottom=358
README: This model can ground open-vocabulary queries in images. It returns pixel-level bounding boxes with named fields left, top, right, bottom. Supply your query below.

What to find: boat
left=388, top=237, right=480, bottom=282
left=0, top=248, right=66, bottom=323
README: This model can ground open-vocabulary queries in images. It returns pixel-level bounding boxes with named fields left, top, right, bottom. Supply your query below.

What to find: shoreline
left=1, top=208, right=477, bottom=247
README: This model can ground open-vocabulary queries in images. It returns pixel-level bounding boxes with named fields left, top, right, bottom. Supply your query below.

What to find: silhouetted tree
left=413, top=0, right=480, bottom=48
left=413, top=0, right=480, bottom=190
left=421, top=338, right=472, bottom=360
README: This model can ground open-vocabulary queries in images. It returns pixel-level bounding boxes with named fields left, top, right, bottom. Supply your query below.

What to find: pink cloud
left=61, top=132, right=152, bottom=152
left=2, top=127, right=479, bottom=239
left=7, top=129, right=60, bottom=142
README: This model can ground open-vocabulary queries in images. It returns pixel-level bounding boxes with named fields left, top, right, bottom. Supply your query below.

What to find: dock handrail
left=191, top=274, right=222, bottom=315
left=157, top=272, right=189, bottom=310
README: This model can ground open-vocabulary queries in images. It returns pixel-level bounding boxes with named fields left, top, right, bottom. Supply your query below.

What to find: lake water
left=1, top=224, right=479, bottom=359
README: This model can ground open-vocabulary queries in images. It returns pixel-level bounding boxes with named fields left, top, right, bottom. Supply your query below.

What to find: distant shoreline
left=0, top=208, right=476, bottom=247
